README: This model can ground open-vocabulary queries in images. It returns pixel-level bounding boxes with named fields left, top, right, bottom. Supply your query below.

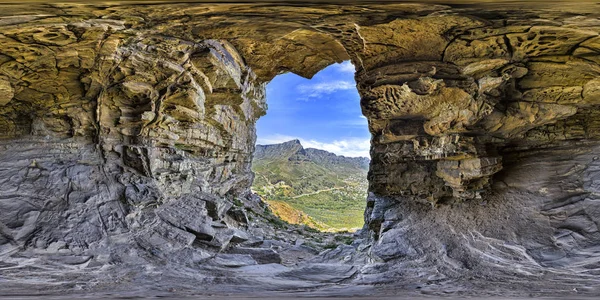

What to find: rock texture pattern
left=1, top=1, right=600, bottom=298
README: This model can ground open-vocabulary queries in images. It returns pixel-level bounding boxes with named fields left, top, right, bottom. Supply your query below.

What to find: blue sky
left=256, top=61, right=371, bottom=158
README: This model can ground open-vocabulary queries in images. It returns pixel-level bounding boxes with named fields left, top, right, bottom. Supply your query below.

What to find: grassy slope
left=265, top=199, right=329, bottom=231
left=284, top=191, right=365, bottom=230
left=252, top=156, right=368, bottom=231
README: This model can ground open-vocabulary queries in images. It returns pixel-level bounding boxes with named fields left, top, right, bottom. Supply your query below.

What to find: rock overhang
left=1, top=2, right=599, bottom=199
left=0, top=1, right=600, bottom=296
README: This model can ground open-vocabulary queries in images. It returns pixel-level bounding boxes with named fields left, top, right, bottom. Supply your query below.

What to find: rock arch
left=1, top=1, right=600, bottom=296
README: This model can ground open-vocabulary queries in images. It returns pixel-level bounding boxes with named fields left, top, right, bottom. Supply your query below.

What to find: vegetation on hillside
left=251, top=140, right=368, bottom=232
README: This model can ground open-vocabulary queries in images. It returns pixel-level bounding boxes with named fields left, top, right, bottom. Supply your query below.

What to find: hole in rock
left=251, top=61, right=370, bottom=233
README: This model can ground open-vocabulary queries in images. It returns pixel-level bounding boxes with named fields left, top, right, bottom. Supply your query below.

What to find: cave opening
left=3, top=2, right=600, bottom=296
left=251, top=60, right=370, bottom=233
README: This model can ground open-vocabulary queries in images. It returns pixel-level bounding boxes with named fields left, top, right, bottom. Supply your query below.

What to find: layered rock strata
left=0, top=1, right=600, bottom=297
left=0, top=16, right=267, bottom=262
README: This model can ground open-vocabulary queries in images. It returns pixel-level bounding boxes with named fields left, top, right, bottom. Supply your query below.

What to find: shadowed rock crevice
left=1, top=1, right=600, bottom=298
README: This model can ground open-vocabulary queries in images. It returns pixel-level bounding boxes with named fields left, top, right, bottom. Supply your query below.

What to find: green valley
left=251, top=140, right=369, bottom=231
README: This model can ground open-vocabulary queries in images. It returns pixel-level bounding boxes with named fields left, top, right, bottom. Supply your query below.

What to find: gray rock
left=213, top=254, right=257, bottom=267
left=228, top=247, right=282, bottom=264
left=46, top=241, right=67, bottom=254
left=0, top=2, right=600, bottom=298
left=281, top=264, right=357, bottom=283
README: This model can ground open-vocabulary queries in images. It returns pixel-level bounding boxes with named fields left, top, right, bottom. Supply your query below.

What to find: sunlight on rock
left=1, top=1, right=600, bottom=298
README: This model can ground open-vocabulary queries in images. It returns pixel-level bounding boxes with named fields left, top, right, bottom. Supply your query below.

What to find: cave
left=1, top=1, right=600, bottom=297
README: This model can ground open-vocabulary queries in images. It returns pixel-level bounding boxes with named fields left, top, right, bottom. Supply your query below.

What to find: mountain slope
left=252, top=140, right=369, bottom=231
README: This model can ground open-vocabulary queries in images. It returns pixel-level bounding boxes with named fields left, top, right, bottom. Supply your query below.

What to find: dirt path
left=290, top=187, right=341, bottom=199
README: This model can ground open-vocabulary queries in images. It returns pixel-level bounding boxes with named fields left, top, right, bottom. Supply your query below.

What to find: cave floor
left=2, top=240, right=600, bottom=299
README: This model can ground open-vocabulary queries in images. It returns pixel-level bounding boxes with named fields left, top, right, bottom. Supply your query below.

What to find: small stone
left=141, top=111, right=155, bottom=121
left=0, top=79, right=14, bottom=106
left=213, top=254, right=257, bottom=267
left=228, top=247, right=282, bottom=264
left=47, top=241, right=67, bottom=253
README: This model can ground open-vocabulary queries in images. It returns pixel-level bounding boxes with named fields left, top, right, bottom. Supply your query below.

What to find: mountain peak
left=254, top=139, right=304, bottom=161
left=252, top=140, right=370, bottom=230
left=254, top=140, right=369, bottom=170
left=283, top=139, right=302, bottom=146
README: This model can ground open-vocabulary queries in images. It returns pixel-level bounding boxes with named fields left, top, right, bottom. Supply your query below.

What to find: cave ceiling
left=1, top=1, right=600, bottom=297
left=1, top=1, right=599, bottom=202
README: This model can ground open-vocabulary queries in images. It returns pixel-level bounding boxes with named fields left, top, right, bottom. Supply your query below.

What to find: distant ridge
left=254, top=139, right=304, bottom=161
left=254, top=140, right=369, bottom=170
left=252, top=140, right=369, bottom=231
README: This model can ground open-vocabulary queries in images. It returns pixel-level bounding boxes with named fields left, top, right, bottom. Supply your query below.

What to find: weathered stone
left=462, top=59, right=510, bottom=76
left=156, top=195, right=216, bottom=243
left=459, top=25, right=532, bottom=40
left=213, top=254, right=257, bottom=267
left=436, top=156, right=503, bottom=199
left=583, top=78, right=600, bottom=104
left=522, top=86, right=584, bottom=104
left=363, top=79, right=483, bottom=136
left=46, top=241, right=67, bottom=253
left=228, top=247, right=282, bottom=264
left=281, top=263, right=357, bottom=283
left=444, top=36, right=511, bottom=65
left=479, top=102, right=578, bottom=137
left=0, top=2, right=600, bottom=298
left=581, top=36, right=600, bottom=52
left=371, top=227, right=417, bottom=261
left=507, top=26, right=597, bottom=60
left=0, top=78, right=13, bottom=106
left=519, top=60, right=600, bottom=89
left=357, top=16, right=483, bottom=69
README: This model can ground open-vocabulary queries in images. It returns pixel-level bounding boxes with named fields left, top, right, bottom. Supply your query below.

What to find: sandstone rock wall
left=0, top=13, right=267, bottom=260
left=359, top=14, right=600, bottom=204
left=353, top=4, right=600, bottom=277
left=1, top=2, right=600, bottom=296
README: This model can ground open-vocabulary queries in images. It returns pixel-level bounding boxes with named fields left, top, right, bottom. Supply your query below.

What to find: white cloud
left=303, top=138, right=370, bottom=158
left=257, top=134, right=370, bottom=158
left=334, top=60, right=356, bottom=74
left=297, top=80, right=355, bottom=100
left=333, top=61, right=356, bottom=74
left=330, top=117, right=368, bottom=128
left=256, top=134, right=298, bottom=146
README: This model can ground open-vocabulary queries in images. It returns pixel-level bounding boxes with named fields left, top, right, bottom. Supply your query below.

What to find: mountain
left=252, top=140, right=369, bottom=231
left=254, top=139, right=370, bottom=170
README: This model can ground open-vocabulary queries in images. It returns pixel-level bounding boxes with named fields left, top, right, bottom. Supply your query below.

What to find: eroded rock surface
left=1, top=1, right=600, bottom=298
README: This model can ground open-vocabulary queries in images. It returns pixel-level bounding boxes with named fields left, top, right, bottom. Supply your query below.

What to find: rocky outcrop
left=254, top=139, right=304, bottom=161
left=1, top=1, right=600, bottom=297
left=360, top=20, right=599, bottom=203
left=0, top=14, right=267, bottom=268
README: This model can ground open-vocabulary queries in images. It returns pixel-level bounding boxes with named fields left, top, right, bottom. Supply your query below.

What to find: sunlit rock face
left=0, top=16, right=267, bottom=262
left=359, top=17, right=598, bottom=203
left=1, top=1, right=600, bottom=297
left=356, top=7, right=600, bottom=279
